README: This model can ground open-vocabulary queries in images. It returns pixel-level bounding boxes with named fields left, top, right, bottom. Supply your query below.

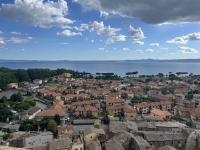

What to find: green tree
left=15, top=69, right=31, bottom=82
left=0, top=103, right=13, bottom=122
left=0, top=96, right=7, bottom=103
left=19, top=120, right=38, bottom=131
left=10, top=93, right=23, bottom=102
left=54, top=115, right=61, bottom=125
left=47, top=119, right=58, bottom=138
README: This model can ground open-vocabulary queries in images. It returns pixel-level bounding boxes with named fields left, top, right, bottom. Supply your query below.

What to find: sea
left=0, top=60, right=200, bottom=76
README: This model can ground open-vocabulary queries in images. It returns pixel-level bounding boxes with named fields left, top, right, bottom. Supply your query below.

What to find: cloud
left=134, top=41, right=144, bottom=45
left=0, top=38, right=6, bottom=46
left=7, top=36, right=32, bottom=44
left=99, top=47, right=108, bottom=52
left=75, top=21, right=120, bottom=36
left=59, top=42, right=69, bottom=45
left=106, top=34, right=126, bottom=44
left=167, top=32, right=200, bottom=44
left=10, top=32, right=22, bottom=35
left=90, top=21, right=120, bottom=36
left=150, top=43, right=159, bottom=47
left=74, top=0, right=200, bottom=24
left=179, top=46, right=198, bottom=54
left=0, top=30, right=3, bottom=34
left=122, top=47, right=129, bottom=51
left=57, top=29, right=82, bottom=37
left=146, top=48, right=154, bottom=52
left=129, top=25, right=145, bottom=44
left=0, top=0, right=73, bottom=28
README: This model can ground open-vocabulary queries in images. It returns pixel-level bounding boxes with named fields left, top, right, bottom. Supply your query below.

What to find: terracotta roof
left=36, top=102, right=65, bottom=117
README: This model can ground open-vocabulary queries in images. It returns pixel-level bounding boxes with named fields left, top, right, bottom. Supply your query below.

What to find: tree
left=0, top=103, right=13, bottom=122
left=101, top=112, right=110, bottom=124
left=10, top=93, right=23, bottom=102
left=19, top=120, right=38, bottom=131
left=0, top=96, right=7, bottom=103
left=47, top=119, right=58, bottom=138
left=54, top=115, right=61, bottom=125
left=15, top=69, right=31, bottom=82
left=157, top=73, right=164, bottom=78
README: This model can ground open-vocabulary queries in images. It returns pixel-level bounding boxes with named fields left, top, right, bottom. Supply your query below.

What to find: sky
left=0, top=0, right=200, bottom=60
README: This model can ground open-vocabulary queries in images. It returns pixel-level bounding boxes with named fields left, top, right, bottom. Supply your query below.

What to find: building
left=150, top=109, right=172, bottom=121
left=84, top=127, right=106, bottom=144
left=33, top=79, right=43, bottom=85
left=36, top=101, right=65, bottom=119
left=71, top=101, right=100, bottom=118
left=10, top=132, right=53, bottom=148
left=139, top=131, right=187, bottom=149
left=135, top=101, right=172, bottom=114
left=7, top=83, right=18, bottom=89
left=21, top=106, right=41, bottom=120
left=124, top=106, right=137, bottom=120
left=106, top=97, right=125, bottom=116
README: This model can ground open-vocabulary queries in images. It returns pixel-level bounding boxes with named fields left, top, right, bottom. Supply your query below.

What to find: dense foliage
left=0, top=103, right=13, bottom=122
left=0, top=68, right=89, bottom=89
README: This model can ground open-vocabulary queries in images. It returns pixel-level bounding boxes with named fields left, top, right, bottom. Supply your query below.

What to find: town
left=1, top=68, right=200, bottom=150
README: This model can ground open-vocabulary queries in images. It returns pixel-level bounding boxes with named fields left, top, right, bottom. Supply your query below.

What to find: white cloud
left=150, top=43, right=159, bottom=47
left=0, top=38, right=6, bottom=46
left=59, top=42, right=69, bottom=45
left=75, top=24, right=90, bottom=32
left=99, top=47, right=108, bottom=52
left=179, top=46, right=198, bottom=54
left=7, top=36, right=32, bottom=44
left=74, top=0, right=200, bottom=24
left=57, top=29, right=82, bottom=37
left=0, top=0, right=73, bottom=28
left=10, top=32, right=22, bottom=35
left=146, top=49, right=154, bottom=52
left=106, top=34, right=126, bottom=44
left=134, top=41, right=144, bottom=45
left=122, top=47, right=129, bottom=51
left=129, top=25, right=145, bottom=44
left=167, top=32, right=200, bottom=44
left=91, top=40, right=95, bottom=43
left=90, top=21, right=120, bottom=36
left=75, top=21, right=120, bottom=36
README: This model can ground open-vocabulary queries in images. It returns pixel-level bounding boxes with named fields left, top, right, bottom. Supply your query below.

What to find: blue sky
left=0, top=0, right=200, bottom=60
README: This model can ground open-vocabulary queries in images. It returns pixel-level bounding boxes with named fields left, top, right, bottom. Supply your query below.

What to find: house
left=105, top=131, right=151, bottom=150
left=7, top=83, right=18, bottom=89
left=84, top=127, right=106, bottom=144
left=21, top=106, right=41, bottom=120
left=135, top=101, right=172, bottom=114
left=155, top=122, right=187, bottom=132
left=106, top=98, right=125, bottom=116
left=150, top=109, right=172, bottom=121
left=58, top=125, right=78, bottom=138
left=63, top=73, right=72, bottom=78
left=87, top=139, right=102, bottom=150
left=0, top=146, right=28, bottom=150
left=124, top=106, right=137, bottom=120
left=33, top=79, right=43, bottom=85
left=71, top=101, right=100, bottom=118
left=71, top=135, right=84, bottom=150
left=48, top=137, right=72, bottom=150
left=36, top=101, right=65, bottom=120
left=158, top=145, right=177, bottom=150
left=139, top=131, right=187, bottom=149
left=9, top=132, right=53, bottom=148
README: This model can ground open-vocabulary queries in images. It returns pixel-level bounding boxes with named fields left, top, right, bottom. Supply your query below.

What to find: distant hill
left=0, top=59, right=200, bottom=63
